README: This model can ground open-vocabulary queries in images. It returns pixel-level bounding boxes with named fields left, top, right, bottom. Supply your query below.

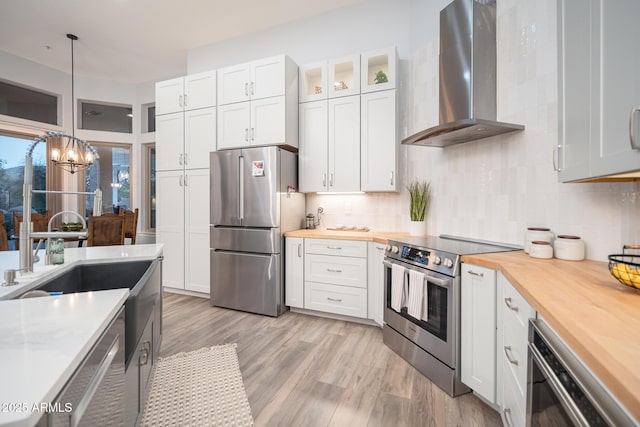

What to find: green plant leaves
left=407, top=180, right=431, bottom=221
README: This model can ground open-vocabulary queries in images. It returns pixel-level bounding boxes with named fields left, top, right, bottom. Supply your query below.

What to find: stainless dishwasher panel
left=211, top=250, right=282, bottom=317
left=210, top=226, right=280, bottom=254
left=49, top=307, right=125, bottom=427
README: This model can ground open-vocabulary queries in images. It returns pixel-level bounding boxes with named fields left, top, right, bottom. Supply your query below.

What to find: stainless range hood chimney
left=402, top=0, right=523, bottom=147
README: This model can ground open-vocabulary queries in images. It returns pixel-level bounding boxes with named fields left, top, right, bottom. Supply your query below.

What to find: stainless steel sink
left=30, top=258, right=162, bottom=364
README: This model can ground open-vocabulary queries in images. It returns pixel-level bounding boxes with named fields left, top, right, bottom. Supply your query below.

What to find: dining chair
left=118, top=208, right=139, bottom=244
left=87, top=213, right=125, bottom=247
left=0, top=212, right=9, bottom=251
left=13, top=211, right=51, bottom=250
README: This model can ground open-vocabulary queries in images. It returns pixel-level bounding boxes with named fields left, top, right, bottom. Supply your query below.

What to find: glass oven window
left=386, top=272, right=448, bottom=341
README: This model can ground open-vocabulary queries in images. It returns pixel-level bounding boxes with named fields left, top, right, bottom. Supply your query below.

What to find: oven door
left=383, top=258, right=455, bottom=367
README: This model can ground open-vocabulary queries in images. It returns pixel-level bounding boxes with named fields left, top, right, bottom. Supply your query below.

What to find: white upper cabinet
left=328, top=95, right=360, bottom=192
left=184, top=71, right=218, bottom=111
left=558, top=0, right=640, bottom=181
left=299, top=101, right=329, bottom=192
left=183, top=107, right=217, bottom=169
left=299, top=96, right=360, bottom=193
left=155, top=77, right=184, bottom=116
left=156, top=113, right=184, bottom=171
left=361, top=90, right=398, bottom=191
left=328, top=54, right=360, bottom=98
left=216, top=55, right=298, bottom=150
left=217, top=63, right=251, bottom=105
left=156, top=70, right=216, bottom=116
left=217, top=102, right=252, bottom=150
left=218, top=55, right=293, bottom=105
left=361, top=47, right=397, bottom=93
left=299, top=62, right=328, bottom=103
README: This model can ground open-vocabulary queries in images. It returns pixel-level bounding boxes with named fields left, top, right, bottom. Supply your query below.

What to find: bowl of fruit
left=608, top=245, right=640, bottom=290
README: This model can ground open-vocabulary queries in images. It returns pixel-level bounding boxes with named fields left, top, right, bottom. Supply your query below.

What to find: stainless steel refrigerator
left=210, top=146, right=305, bottom=316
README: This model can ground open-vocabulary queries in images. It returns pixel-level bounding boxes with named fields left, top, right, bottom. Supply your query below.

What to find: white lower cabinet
left=461, top=264, right=498, bottom=404
left=367, top=242, right=385, bottom=327
left=285, top=237, right=304, bottom=308
left=285, top=237, right=373, bottom=320
left=461, top=263, right=535, bottom=426
left=156, top=169, right=210, bottom=294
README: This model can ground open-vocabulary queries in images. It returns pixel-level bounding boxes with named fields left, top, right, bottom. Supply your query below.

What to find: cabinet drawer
left=305, top=238, right=367, bottom=257
left=304, top=282, right=367, bottom=318
left=500, top=275, right=534, bottom=400
left=305, top=254, right=367, bottom=288
left=501, top=356, right=526, bottom=427
left=500, top=316, right=529, bottom=399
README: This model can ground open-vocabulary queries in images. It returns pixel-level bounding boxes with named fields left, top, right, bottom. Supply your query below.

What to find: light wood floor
left=161, top=292, right=502, bottom=427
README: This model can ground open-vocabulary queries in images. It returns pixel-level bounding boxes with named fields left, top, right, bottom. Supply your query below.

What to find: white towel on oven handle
left=407, top=269, right=425, bottom=319
left=391, top=263, right=406, bottom=312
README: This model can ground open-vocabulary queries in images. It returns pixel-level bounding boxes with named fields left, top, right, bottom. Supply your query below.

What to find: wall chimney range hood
left=402, top=0, right=523, bottom=148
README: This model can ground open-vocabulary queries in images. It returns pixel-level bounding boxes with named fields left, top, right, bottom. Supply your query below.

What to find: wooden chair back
left=87, top=213, right=125, bottom=247
left=0, top=212, right=8, bottom=251
left=13, top=211, right=51, bottom=250
left=118, top=208, right=139, bottom=244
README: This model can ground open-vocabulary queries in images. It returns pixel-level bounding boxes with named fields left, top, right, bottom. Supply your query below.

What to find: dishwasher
left=527, top=319, right=636, bottom=426
left=43, top=307, right=126, bottom=427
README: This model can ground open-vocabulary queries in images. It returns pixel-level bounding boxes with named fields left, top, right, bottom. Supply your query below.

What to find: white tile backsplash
left=306, top=0, right=640, bottom=262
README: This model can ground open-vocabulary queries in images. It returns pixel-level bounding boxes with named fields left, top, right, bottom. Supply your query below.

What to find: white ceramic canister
left=529, top=241, right=553, bottom=259
left=524, top=227, right=554, bottom=253
left=553, top=235, right=585, bottom=261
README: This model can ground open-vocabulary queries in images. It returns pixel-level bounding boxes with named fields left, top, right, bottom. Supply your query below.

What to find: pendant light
left=50, top=33, right=97, bottom=174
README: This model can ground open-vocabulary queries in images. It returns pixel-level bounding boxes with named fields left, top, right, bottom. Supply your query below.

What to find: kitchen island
left=0, top=244, right=164, bottom=427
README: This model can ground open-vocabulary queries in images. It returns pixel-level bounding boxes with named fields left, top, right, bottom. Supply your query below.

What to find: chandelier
left=50, top=33, right=95, bottom=174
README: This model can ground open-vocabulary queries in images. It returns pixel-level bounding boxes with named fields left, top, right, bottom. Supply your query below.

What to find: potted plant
left=407, top=179, right=431, bottom=236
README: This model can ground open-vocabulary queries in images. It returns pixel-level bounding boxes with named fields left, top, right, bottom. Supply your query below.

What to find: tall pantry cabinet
left=155, top=70, right=216, bottom=294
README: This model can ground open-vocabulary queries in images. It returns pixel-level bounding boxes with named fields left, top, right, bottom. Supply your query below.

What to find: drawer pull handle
left=504, top=297, right=518, bottom=312
left=326, top=246, right=342, bottom=250
left=504, top=346, right=518, bottom=366
left=140, top=340, right=151, bottom=366
left=467, top=270, right=484, bottom=277
left=327, top=268, right=343, bottom=273
left=327, top=297, right=342, bottom=303
left=503, top=408, right=514, bottom=427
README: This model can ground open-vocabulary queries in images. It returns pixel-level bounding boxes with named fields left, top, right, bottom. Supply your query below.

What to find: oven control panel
left=385, top=241, right=459, bottom=276
left=401, top=246, right=430, bottom=266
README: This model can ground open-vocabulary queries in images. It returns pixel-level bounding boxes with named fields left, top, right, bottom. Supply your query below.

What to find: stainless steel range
left=383, top=235, right=519, bottom=396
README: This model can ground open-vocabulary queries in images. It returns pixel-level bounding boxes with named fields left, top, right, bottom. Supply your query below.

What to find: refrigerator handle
left=238, top=156, right=244, bottom=221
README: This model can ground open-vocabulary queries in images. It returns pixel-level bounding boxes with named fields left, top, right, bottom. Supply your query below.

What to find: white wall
left=189, top=0, right=640, bottom=261
left=188, top=0, right=416, bottom=73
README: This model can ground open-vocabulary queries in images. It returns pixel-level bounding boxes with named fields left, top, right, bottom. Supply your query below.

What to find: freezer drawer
left=211, top=250, right=283, bottom=317
left=210, top=226, right=281, bottom=253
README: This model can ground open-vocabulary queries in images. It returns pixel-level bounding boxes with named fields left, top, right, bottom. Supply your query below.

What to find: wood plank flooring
left=161, top=292, right=502, bottom=427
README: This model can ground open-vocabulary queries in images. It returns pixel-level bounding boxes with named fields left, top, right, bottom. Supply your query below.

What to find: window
left=142, top=103, right=156, bottom=133
left=85, top=142, right=132, bottom=215
left=80, top=101, right=132, bottom=133
left=143, top=143, right=156, bottom=231
left=0, top=133, right=47, bottom=240
left=0, top=80, right=58, bottom=125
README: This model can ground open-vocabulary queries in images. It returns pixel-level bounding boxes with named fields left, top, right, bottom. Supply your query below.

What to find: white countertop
left=0, top=244, right=164, bottom=300
left=0, top=288, right=129, bottom=427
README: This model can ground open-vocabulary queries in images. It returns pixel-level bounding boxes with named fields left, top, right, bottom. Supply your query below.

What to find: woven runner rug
left=141, top=343, right=254, bottom=426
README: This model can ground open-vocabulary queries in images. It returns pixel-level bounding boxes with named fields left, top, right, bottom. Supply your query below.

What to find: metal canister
left=50, top=238, right=65, bottom=265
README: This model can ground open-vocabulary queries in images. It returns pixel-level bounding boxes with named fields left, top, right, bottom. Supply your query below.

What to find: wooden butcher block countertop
left=461, top=250, right=640, bottom=422
left=285, top=229, right=412, bottom=244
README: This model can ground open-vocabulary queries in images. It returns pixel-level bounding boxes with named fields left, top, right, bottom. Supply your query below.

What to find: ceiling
left=0, top=0, right=366, bottom=85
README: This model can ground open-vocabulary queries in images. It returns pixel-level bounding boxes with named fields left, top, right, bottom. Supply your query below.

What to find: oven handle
left=528, top=342, right=589, bottom=426
left=383, top=260, right=453, bottom=289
